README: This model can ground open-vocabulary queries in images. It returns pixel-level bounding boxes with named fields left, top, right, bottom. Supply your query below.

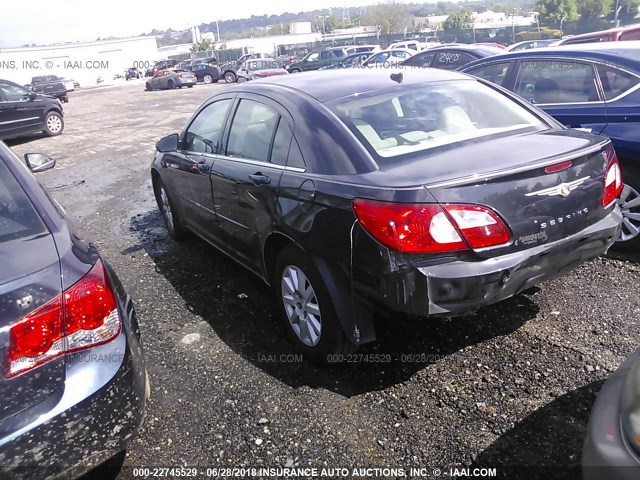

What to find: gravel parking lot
left=7, top=78, right=640, bottom=479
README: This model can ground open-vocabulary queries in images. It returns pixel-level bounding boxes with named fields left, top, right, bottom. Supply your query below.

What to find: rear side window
left=514, top=60, right=599, bottom=104
left=597, top=65, right=640, bottom=100
left=432, top=51, right=476, bottom=70
left=402, top=51, right=436, bottom=68
left=465, top=62, right=511, bottom=86
left=0, top=160, right=47, bottom=242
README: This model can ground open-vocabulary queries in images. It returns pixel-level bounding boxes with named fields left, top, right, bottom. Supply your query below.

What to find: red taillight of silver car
left=5, top=260, right=121, bottom=378
left=602, top=144, right=623, bottom=207
left=353, top=199, right=511, bottom=253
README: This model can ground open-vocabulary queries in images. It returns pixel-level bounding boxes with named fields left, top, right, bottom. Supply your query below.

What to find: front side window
left=515, top=60, right=599, bottom=104
left=0, top=82, right=29, bottom=102
left=306, top=53, right=319, bottom=62
left=184, top=99, right=233, bottom=154
left=597, top=65, right=640, bottom=100
left=0, top=160, right=47, bottom=242
left=226, top=99, right=279, bottom=162
left=465, top=62, right=512, bottom=87
left=329, top=80, right=547, bottom=161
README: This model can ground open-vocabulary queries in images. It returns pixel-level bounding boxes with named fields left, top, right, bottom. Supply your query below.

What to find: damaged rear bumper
left=360, top=208, right=621, bottom=318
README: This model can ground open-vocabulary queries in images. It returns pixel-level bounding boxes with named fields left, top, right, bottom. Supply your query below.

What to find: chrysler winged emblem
left=525, top=176, right=590, bottom=198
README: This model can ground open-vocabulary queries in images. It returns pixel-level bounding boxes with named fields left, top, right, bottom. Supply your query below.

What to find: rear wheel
left=203, top=74, right=213, bottom=84
left=155, top=178, right=187, bottom=240
left=167, top=80, right=175, bottom=90
left=274, top=245, right=356, bottom=364
left=43, top=111, right=64, bottom=136
left=290, top=68, right=301, bottom=73
left=613, top=167, right=640, bottom=252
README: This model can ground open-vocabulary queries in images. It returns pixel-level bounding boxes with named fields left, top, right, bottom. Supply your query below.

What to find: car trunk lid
left=421, top=131, right=612, bottom=257
left=0, top=233, right=64, bottom=424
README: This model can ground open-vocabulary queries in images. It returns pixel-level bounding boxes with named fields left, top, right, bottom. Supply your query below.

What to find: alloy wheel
left=281, top=265, right=322, bottom=347
left=203, top=75, right=212, bottom=84
left=617, top=183, right=640, bottom=242
left=47, top=115, right=62, bottom=134
left=160, top=186, right=174, bottom=231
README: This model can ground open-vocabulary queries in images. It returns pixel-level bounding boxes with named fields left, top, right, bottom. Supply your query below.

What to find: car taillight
left=5, top=260, right=121, bottom=378
left=602, top=144, right=623, bottom=207
left=353, top=199, right=511, bottom=253
left=177, top=74, right=184, bottom=78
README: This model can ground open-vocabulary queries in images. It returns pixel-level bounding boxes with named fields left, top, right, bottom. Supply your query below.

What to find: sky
left=0, top=0, right=425, bottom=48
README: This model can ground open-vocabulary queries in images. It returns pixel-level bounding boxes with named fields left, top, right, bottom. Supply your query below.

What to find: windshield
left=328, top=80, right=548, bottom=161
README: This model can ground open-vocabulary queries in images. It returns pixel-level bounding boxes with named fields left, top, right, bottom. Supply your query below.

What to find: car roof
left=462, top=40, right=640, bottom=69
left=238, top=68, right=471, bottom=103
left=422, top=44, right=505, bottom=56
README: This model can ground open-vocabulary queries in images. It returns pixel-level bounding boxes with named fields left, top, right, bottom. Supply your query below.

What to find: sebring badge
left=525, top=176, right=590, bottom=198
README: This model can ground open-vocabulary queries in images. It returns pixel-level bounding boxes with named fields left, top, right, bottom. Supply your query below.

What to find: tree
left=578, top=0, right=612, bottom=18
left=190, top=38, right=213, bottom=52
left=619, top=0, right=640, bottom=22
left=361, top=1, right=411, bottom=34
left=535, top=0, right=579, bottom=23
left=443, top=8, right=475, bottom=29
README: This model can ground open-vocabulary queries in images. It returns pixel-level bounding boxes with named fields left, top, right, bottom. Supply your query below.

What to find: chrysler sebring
left=150, top=69, right=622, bottom=362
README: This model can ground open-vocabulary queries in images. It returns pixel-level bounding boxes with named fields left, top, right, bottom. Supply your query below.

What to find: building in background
left=289, top=22, right=312, bottom=35
left=0, top=36, right=159, bottom=85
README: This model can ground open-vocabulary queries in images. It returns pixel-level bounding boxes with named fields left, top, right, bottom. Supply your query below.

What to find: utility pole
left=216, top=21, right=220, bottom=42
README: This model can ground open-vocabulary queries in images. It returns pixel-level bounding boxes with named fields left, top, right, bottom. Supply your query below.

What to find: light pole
left=216, top=21, right=220, bottom=43
left=317, top=15, right=327, bottom=34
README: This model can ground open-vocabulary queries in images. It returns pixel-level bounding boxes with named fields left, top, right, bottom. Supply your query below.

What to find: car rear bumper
left=357, top=208, right=621, bottom=318
left=582, top=347, right=640, bottom=479
left=176, top=78, right=197, bottom=86
left=0, top=301, right=146, bottom=479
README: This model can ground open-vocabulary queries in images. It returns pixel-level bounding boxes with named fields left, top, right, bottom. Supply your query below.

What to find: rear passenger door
left=210, top=95, right=292, bottom=272
left=511, top=59, right=607, bottom=134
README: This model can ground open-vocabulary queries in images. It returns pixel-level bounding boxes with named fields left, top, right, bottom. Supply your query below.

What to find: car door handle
left=249, top=173, right=271, bottom=185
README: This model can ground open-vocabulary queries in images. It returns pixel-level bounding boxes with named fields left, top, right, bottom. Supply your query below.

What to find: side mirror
left=156, top=133, right=179, bottom=153
left=28, top=91, right=37, bottom=101
left=25, top=153, right=55, bottom=173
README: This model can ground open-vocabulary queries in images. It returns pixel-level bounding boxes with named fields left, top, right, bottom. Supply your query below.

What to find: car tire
left=168, top=80, right=175, bottom=89
left=203, top=74, right=213, bottom=84
left=187, top=85, right=194, bottom=88
left=145, top=82, right=153, bottom=91
left=515, top=35, right=523, bottom=42
left=43, top=111, right=64, bottom=136
left=612, top=167, right=640, bottom=253
left=62, top=96, right=69, bottom=103
left=290, top=68, right=301, bottom=73
left=155, top=179, right=188, bottom=240
left=224, top=71, right=237, bottom=83
left=274, top=245, right=357, bottom=364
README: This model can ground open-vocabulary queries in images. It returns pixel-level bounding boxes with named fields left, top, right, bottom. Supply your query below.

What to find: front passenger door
left=211, top=96, right=291, bottom=272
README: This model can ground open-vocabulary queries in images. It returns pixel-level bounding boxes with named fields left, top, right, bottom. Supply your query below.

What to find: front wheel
left=43, top=111, right=64, bottom=136
left=274, top=245, right=356, bottom=364
left=155, top=179, right=187, bottom=240
left=289, top=68, right=301, bottom=73
left=224, top=71, right=237, bottom=83
left=613, top=179, right=640, bottom=252
left=145, top=82, right=153, bottom=91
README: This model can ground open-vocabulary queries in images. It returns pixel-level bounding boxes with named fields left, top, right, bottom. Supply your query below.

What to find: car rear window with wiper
left=0, top=160, right=47, bottom=242
left=329, top=79, right=547, bottom=161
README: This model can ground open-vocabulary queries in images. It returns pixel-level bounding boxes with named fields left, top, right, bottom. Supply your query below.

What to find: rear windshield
left=328, top=80, right=547, bottom=161
left=0, top=160, right=47, bottom=242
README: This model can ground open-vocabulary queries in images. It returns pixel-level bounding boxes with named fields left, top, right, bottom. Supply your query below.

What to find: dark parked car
left=190, top=63, right=223, bottom=84
left=0, top=79, right=64, bottom=140
left=150, top=69, right=622, bottom=361
left=286, top=48, right=348, bottom=73
left=319, top=52, right=372, bottom=70
left=583, top=344, right=640, bottom=479
left=145, top=69, right=197, bottom=91
left=508, top=39, right=556, bottom=51
left=401, top=44, right=504, bottom=70
left=460, top=42, right=640, bottom=249
left=30, top=75, right=68, bottom=103
left=125, top=67, right=141, bottom=80
left=0, top=141, right=147, bottom=477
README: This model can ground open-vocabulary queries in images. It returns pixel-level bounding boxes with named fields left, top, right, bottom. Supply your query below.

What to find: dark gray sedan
left=0, top=141, right=148, bottom=478
left=145, top=68, right=197, bottom=91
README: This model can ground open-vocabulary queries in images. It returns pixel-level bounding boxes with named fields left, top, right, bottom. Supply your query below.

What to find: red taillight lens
left=177, top=74, right=184, bottom=78
left=5, top=260, right=121, bottom=378
left=602, top=145, right=623, bottom=207
left=352, top=199, right=511, bottom=253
